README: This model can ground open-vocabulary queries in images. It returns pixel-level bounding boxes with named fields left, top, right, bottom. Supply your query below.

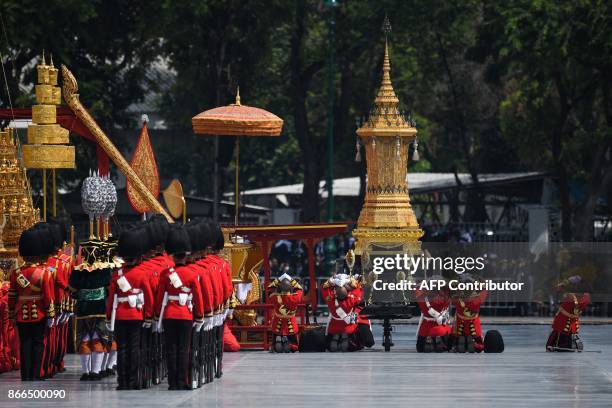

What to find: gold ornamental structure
left=0, top=128, right=39, bottom=258
left=352, top=21, right=423, bottom=256
left=22, top=53, right=75, bottom=221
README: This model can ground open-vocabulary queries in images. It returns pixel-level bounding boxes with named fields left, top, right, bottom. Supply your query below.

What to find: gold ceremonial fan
left=162, top=179, right=186, bottom=223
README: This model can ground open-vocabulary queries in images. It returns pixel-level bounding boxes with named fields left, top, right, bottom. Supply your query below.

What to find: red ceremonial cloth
left=223, top=324, right=240, bottom=352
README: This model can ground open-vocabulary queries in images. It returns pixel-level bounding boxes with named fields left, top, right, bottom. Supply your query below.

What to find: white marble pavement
left=0, top=324, right=611, bottom=408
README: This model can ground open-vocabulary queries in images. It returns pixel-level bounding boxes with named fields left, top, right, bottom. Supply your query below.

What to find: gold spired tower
left=22, top=53, right=75, bottom=220
left=0, top=128, right=38, bottom=253
left=352, top=18, right=423, bottom=256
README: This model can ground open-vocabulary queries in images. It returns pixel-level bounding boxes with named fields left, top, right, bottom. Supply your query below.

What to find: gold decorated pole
left=235, top=136, right=240, bottom=225
left=60, top=65, right=173, bottom=223
left=352, top=17, right=423, bottom=255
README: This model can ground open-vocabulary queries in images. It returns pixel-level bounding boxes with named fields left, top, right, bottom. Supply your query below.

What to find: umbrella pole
left=235, top=136, right=240, bottom=225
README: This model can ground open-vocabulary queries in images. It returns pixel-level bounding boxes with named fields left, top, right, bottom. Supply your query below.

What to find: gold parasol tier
left=191, top=89, right=283, bottom=225
left=191, top=90, right=283, bottom=137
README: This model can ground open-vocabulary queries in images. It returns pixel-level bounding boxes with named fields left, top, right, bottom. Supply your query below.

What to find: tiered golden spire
left=23, top=51, right=75, bottom=168
left=352, top=16, right=422, bottom=254
left=357, top=18, right=415, bottom=140
left=0, top=128, right=39, bottom=252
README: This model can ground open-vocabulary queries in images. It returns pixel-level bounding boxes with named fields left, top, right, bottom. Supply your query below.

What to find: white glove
left=142, top=321, right=152, bottom=329
left=427, top=307, right=440, bottom=319
left=435, top=315, right=445, bottom=325
left=193, top=321, right=204, bottom=331
left=47, top=318, right=55, bottom=328
left=105, top=321, right=113, bottom=333
left=153, top=320, right=163, bottom=333
left=203, top=317, right=213, bottom=331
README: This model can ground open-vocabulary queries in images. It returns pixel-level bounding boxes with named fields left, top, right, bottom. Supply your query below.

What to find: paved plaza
left=0, top=324, right=611, bottom=408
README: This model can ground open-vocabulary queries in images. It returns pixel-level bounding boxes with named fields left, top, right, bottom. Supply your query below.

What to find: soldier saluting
left=8, top=227, right=56, bottom=381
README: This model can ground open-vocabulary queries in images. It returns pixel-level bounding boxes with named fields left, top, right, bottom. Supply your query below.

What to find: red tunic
left=269, top=290, right=302, bottom=336
left=154, top=265, right=204, bottom=322
left=142, top=254, right=174, bottom=296
left=192, top=262, right=215, bottom=317
left=452, top=290, right=487, bottom=341
left=106, top=265, right=154, bottom=321
left=8, top=264, right=55, bottom=323
left=322, top=284, right=361, bottom=335
left=416, top=289, right=452, bottom=337
left=209, top=254, right=233, bottom=308
left=198, top=257, right=223, bottom=314
left=551, top=293, right=590, bottom=334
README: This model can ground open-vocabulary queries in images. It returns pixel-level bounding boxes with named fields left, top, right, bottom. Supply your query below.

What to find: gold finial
left=50, top=53, right=54, bottom=67
left=41, top=50, right=46, bottom=66
left=235, top=86, right=241, bottom=106
left=375, top=15, right=398, bottom=106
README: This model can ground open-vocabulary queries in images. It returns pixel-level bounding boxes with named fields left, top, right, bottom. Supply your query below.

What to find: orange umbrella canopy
left=192, top=90, right=283, bottom=137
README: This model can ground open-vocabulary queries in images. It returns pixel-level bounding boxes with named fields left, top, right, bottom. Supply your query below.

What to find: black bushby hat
left=32, top=222, right=56, bottom=256
left=117, top=228, right=144, bottom=259
left=186, top=222, right=202, bottom=252
left=148, top=213, right=169, bottom=247
left=210, top=223, right=224, bottom=251
left=47, top=223, right=63, bottom=250
left=19, top=227, right=44, bottom=258
left=165, top=225, right=191, bottom=256
left=199, top=222, right=213, bottom=249
left=142, top=223, right=156, bottom=253
left=47, top=217, right=68, bottom=244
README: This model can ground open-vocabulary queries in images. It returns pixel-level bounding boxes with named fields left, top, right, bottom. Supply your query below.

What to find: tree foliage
left=0, top=0, right=610, bottom=238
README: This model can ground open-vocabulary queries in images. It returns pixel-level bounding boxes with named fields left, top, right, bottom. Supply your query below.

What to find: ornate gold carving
left=0, top=128, right=38, bottom=250
left=61, top=65, right=173, bottom=222
left=22, top=145, right=75, bottom=169
left=126, top=122, right=160, bottom=213
left=27, top=124, right=69, bottom=145
left=35, top=84, right=62, bottom=105
left=353, top=29, right=422, bottom=254
left=31, top=105, right=56, bottom=125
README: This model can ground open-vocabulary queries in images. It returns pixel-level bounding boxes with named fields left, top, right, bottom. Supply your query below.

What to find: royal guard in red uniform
left=546, top=275, right=590, bottom=352
left=321, top=273, right=363, bottom=352
left=50, top=220, right=74, bottom=375
left=189, top=222, right=216, bottom=386
left=154, top=225, right=205, bottom=390
left=207, top=223, right=232, bottom=378
left=268, top=273, right=303, bottom=353
left=106, top=228, right=154, bottom=390
left=8, top=227, right=56, bottom=381
left=141, top=215, right=172, bottom=385
left=195, top=222, right=220, bottom=384
left=415, top=277, right=452, bottom=353
left=450, top=274, right=487, bottom=353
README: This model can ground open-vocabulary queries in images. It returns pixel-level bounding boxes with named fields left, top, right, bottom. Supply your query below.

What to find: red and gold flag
left=126, top=118, right=160, bottom=213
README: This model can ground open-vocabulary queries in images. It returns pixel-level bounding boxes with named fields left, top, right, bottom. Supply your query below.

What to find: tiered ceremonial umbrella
left=192, top=89, right=283, bottom=224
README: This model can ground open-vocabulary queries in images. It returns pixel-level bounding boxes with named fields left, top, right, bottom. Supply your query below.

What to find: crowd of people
left=1, top=216, right=594, bottom=389
left=6, top=216, right=236, bottom=390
